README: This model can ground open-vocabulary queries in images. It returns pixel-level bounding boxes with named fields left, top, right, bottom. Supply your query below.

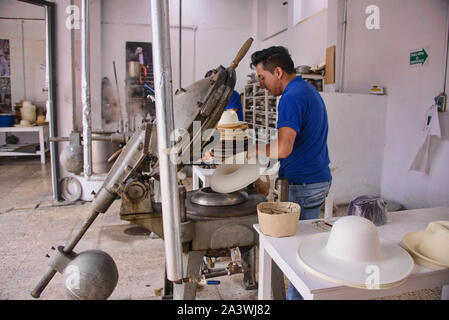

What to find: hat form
left=297, top=216, right=414, bottom=289
left=402, top=220, right=449, bottom=270
left=217, top=110, right=246, bottom=128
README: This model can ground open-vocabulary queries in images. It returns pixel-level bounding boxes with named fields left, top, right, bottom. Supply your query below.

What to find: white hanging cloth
left=409, top=104, right=441, bottom=173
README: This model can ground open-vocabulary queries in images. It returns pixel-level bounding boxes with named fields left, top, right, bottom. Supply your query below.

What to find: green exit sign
left=410, top=48, right=429, bottom=66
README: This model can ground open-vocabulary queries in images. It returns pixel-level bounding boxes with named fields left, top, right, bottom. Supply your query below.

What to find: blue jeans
left=285, top=180, right=332, bottom=300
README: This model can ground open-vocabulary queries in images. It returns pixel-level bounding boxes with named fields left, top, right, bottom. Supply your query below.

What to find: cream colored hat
left=210, top=152, right=267, bottom=193
left=217, top=110, right=246, bottom=128
left=296, top=216, right=414, bottom=289
left=22, top=100, right=33, bottom=108
left=15, top=119, right=36, bottom=127
left=402, top=220, right=449, bottom=270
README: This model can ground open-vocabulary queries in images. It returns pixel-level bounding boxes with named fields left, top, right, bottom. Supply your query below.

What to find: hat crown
left=22, top=100, right=34, bottom=109
left=325, top=216, right=383, bottom=262
left=218, top=110, right=239, bottom=126
left=417, top=221, right=449, bottom=265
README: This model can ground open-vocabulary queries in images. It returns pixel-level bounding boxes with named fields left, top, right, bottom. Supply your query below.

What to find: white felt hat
left=210, top=152, right=267, bottom=193
left=217, top=110, right=246, bottom=128
left=402, top=220, right=449, bottom=270
left=296, top=216, right=414, bottom=289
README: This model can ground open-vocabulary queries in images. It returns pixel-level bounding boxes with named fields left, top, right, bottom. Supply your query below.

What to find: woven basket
left=257, top=202, right=301, bottom=237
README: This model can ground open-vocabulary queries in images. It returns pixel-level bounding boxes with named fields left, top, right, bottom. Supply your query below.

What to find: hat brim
left=401, top=231, right=449, bottom=270
left=14, top=123, right=37, bottom=127
left=296, top=233, right=414, bottom=289
left=210, top=154, right=266, bottom=193
left=217, top=121, right=247, bottom=128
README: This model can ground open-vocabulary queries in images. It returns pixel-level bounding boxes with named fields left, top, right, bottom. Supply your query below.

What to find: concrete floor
left=0, top=155, right=441, bottom=300
left=0, top=156, right=262, bottom=300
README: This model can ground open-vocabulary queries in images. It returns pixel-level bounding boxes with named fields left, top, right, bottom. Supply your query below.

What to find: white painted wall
left=253, top=0, right=328, bottom=70
left=172, top=0, right=254, bottom=92
left=341, top=0, right=449, bottom=209
left=322, top=92, right=387, bottom=204
left=100, top=0, right=254, bottom=132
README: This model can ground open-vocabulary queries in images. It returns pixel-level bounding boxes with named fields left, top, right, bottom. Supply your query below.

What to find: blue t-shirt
left=225, top=90, right=243, bottom=121
left=276, top=76, right=332, bottom=184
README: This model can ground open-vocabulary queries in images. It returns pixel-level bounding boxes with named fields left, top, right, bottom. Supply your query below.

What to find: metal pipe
left=338, top=0, right=348, bottom=92
left=45, top=3, right=60, bottom=201
left=21, top=20, right=27, bottom=100
left=179, top=0, right=182, bottom=89
left=49, top=133, right=126, bottom=143
left=443, top=2, right=449, bottom=94
left=81, top=0, right=92, bottom=177
left=70, top=0, right=77, bottom=133
left=151, top=0, right=183, bottom=283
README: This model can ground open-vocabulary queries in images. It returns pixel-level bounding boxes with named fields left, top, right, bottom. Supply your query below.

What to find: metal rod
left=443, top=2, right=449, bottom=94
left=0, top=16, right=45, bottom=21
left=45, top=4, right=60, bottom=201
left=21, top=20, right=27, bottom=100
left=151, top=0, right=183, bottom=283
left=338, top=0, right=348, bottom=92
left=31, top=268, right=57, bottom=298
left=70, top=0, right=77, bottom=133
left=81, top=0, right=92, bottom=177
left=179, top=0, right=182, bottom=89
left=63, top=210, right=100, bottom=253
left=113, top=61, right=125, bottom=133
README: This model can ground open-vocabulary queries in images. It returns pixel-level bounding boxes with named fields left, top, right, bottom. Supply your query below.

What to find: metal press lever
left=31, top=124, right=152, bottom=298
left=230, top=37, right=253, bottom=70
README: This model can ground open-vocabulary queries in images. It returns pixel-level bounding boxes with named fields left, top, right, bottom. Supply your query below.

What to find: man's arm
left=248, top=126, right=297, bottom=160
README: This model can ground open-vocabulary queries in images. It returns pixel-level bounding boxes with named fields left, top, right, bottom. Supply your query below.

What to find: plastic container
left=347, top=195, right=387, bottom=226
left=257, top=202, right=301, bottom=237
left=0, top=114, right=15, bottom=127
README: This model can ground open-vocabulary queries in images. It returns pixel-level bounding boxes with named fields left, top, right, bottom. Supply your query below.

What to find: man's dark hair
left=250, top=46, right=295, bottom=74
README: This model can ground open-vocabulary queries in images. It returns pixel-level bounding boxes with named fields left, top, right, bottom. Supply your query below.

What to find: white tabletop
left=0, top=125, right=48, bottom=132
left=254, top=207, right=449, bottom=299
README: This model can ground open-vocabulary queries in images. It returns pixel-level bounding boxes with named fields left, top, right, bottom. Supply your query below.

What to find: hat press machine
left=29, top=36, right=292, bottom=300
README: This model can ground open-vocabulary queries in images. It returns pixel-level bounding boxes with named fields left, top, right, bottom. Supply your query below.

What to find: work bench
left=255, top=206, right=449, bottom=300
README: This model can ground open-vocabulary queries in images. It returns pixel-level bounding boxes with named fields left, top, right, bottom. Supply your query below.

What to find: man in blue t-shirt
left=225, top=90, right=244, bottom=121
left=247, top=46, right=332, bottom=300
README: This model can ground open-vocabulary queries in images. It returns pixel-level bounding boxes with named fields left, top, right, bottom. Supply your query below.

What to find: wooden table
left=255, top=207, right=449, bottom=300
left=0, top=125, right=49, bottom=164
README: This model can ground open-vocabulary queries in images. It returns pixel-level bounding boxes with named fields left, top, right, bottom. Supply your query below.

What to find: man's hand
left=255, top=175, right=270, bottom=197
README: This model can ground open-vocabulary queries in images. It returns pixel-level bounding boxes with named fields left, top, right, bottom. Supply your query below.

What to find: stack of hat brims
left=213, top=110, right=249, bottom=162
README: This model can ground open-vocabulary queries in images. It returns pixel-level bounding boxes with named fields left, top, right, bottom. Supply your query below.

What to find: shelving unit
left=0, top=125, right=49, bottom=163
left=243, top=82, right=278, bottom=144
left=243, top=73, right=324, bottom=144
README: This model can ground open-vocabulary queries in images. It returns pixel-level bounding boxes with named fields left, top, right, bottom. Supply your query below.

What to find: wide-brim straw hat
left=296, top=216, right=414, bottom=289
left=217, top=110, right=246, bottom=128
left=210, top=152, right=267, bottom=193
left=402, top=220, right=449, bottom=270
